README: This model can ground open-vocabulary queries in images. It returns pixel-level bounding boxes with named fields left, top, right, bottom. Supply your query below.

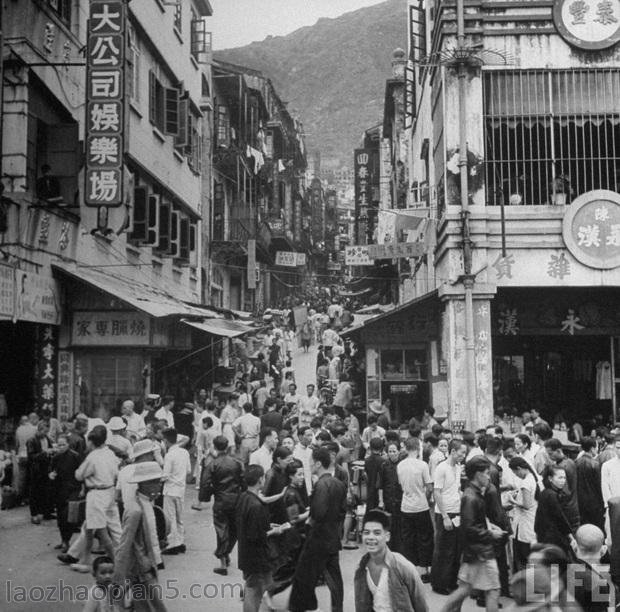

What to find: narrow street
left=1, top=341, right=487, bottom=611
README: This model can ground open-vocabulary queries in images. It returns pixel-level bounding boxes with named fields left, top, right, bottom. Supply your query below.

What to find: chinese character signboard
left=275, top=251, right=298, bottom=267
left=367, top=241, right=425, bottom=260
left=57, top=350, right=73, bottom=421
left=36, top=325, right=57, bottom=413
left=554, top=0, right=620, bottom=50
left=247, top=239, right=256, bottom=290
left=85, top=1, right=126, bottom=207
left=72, top=311, right=151, bottom=346
left=562, top=190, right=620, bottom=269
left=345, top=245, right=372, bottom=265
left=354, top=149, right=372, bottom=242
left=0, top=264, right=14, bottom=319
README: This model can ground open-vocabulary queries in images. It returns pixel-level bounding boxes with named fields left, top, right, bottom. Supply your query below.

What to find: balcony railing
left=212, top=217, right=255, bottom=243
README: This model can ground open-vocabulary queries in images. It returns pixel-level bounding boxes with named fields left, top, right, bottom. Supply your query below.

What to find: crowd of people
left=2, top=302, right=620, bottom=611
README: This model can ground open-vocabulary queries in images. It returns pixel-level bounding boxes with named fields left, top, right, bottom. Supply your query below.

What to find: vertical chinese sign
left=57, top=351, right=73, bottom=422
left=85, top=1, right=126, bottom=214
left=36, top=325, right=58, bottom=414
left=354, top=149, right=371, bottom=245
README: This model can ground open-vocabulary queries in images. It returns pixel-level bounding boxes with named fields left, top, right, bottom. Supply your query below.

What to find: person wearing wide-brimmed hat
left=107, top=416, right=132, bottom=461
left=114, top=461, right=168, bottom=611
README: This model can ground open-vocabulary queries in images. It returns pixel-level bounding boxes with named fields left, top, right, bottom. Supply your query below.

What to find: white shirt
left=162, top=444, right=191, bottom=497
left=434, top=460, right=462, bottom=514
left=299, top=395, right=320, bottom=428
left=124, top=412, right=146, bottom=440
left=512, top=472, right=538, bottom=544
left=365, top=566, right=392, bottom=612
left=203, top=412, right=222, bottom=436
left=293, top=443, right=313, bottom=495
left=428, top=449, right=446, bottom=481
left=154, top=407, right=175, bottom=428
left=466, top=447, right=483, bottom=462
left=322, top=328, right=340, bottom=347
left=233, top=413, right=261, bottom=439
left=398, top=456, right=431, bottom=513
left=15, top=423, right=37, bottom=457
left=283, top=393, right=303, bottom=410
left=249, top=445, right=273, bottom=473
left=601, top=456, right=620, bottom=507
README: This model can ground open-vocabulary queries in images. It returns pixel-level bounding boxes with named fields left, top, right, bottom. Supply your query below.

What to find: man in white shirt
left=283, top=383, right=303, bottom=414
left=249, top=428, right=278, bottom=473
left=397, top=437, right=434, bottom=582
left=107, top=416, right=133, bottom=459
left=293, top=426, right=315, bottom=496
left=299, top=384, right=320, bottom=429
left=233, top=402, right=261, bottom=463
left=203, top=400, right=222, bottom=436
left=361, top=415, right=386, bottom=456
left=14, top=413, right=37, bottom=500
left=121, top=400, right=146, bottom=441
left=431, top=439, right=467, bottom=594
left=154, top=395, right=175, bottom=428
left=322, top=324, right=340, bottom=351
left=161, top=428, right=191, bottom=555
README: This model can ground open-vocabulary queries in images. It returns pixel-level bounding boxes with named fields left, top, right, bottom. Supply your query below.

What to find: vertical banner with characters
left=35, top=325, right=58, bottom=414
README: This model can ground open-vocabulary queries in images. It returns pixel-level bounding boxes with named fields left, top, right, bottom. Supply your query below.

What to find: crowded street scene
left=3, top=0, right=620, bottom=611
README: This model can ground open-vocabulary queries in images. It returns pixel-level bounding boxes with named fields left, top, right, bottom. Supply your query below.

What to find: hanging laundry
left=596, top=360, right=612, bottom=400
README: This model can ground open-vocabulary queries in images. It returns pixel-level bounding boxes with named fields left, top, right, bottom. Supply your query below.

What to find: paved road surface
left=0, top=342, right=497, bottom=611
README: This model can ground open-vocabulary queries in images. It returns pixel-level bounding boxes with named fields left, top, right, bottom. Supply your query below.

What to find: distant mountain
left=214, top=0, right=406, bottom=170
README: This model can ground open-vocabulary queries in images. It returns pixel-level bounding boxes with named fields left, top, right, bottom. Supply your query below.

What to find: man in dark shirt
left=365, top=437, right=385, bottom=511
left=237, top=464, right=290, bottom=612
left=545, top=437, right=580, bottom=530
left=264, top=446, right=293, bottom=523
left=200, top=435, right=244, bottom=576
left=261, top=400, right=284, bottom=432
left=68, top=416, right=88, bottom=462
left=575, top=437, right=605, bottom=530
left=440, top=456, right=505, bottom=612
left=289, top=446, right=347, bottom=612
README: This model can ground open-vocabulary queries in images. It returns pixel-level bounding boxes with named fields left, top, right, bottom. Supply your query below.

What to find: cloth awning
left=52, top=262, right=216, bottom=319
left=182, top=318, right=254, bottom=338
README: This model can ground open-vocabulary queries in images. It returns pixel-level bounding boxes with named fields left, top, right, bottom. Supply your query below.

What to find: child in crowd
left=82, top=556, right=124, bottom=612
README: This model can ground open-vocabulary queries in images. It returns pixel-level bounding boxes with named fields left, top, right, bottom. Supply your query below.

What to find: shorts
left=458, top=559, right=500, bottom=591
left=85, top=488, right=116, bottom=530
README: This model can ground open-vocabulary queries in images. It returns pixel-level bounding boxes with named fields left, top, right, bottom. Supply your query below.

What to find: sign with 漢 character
left=71, top=311, right=151, bottom=346
left=554, top=0, right=620, bottom=50
left=562, top=190, right=620, bottom=269
left=84, top=1, right=126, bottom=207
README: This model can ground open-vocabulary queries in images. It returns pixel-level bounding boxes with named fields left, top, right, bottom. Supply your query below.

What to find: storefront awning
left=182, top=318, right=254, bottom=338
left=52, top=262, right=216, bottom=319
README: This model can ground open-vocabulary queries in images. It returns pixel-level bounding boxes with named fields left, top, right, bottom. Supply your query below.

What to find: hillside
left=214, top=0, right=406, bottom=170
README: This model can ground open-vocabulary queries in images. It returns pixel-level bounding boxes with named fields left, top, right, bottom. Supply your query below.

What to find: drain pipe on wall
left=456, top=0, right=479, bottom=430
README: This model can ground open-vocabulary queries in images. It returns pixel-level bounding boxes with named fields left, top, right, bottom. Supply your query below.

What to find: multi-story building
left=0, top=0, right=234, bottom=428
left=210, top=59, right=307, bottom=311
left=351, top=0, right=620, bottom=429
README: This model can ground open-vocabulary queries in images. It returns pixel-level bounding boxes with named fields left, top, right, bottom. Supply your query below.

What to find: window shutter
left=191, top=18, right=206, bottom=56
left=145, top=194, right=160, bottom=246
left=46, top=123, right=79, bottom=205
left=189, top=223, right=197, bottom=266
left=175, top=97, right=189, bottom=148
left=179, top=215, right=190, bottom=262
left=157, top=201, right=171, bottom=253
left=149, top=71, right=156, bottom=124
left=165, top=87, right=180, bottom=135
left=168, top=209, right=180, bottom=257
left=130, top=186, right=148, bottom=242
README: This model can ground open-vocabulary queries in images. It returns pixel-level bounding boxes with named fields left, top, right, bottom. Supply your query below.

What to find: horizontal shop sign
left=367, top=241, right=425, bottom=260
left=275, top=251, right=306, bottom=267
left=71, top=311, right=151, bottom=346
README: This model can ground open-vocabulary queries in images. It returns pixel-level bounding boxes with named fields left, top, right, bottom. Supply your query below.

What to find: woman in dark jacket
left=377, top=442, right=403, bottom=553
left=534, top=464, right=575, bottom=556
left=26, top=420, right=54, bottom=524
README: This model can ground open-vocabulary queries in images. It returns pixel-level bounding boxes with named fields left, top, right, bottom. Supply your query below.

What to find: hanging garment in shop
left=596, top=361, right=613, bottom=400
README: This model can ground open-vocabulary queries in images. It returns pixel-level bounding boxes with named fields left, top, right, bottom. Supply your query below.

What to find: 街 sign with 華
left=85, top=0, right=126, bottom=207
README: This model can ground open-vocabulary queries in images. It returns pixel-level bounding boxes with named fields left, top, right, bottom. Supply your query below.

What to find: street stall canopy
left=52, top=262, right=218, bottom=319
left=182, top=317, right=255, bottom=338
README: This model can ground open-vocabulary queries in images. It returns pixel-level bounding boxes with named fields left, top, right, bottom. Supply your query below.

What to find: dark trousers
left=496, top=540, right=510, bottom=596
left=29, top=473, right=53, bottom=517
left=431, top=513, right=460, bottom=592
left=513, top=539, right=531, bottom=572
left=401, top=509, right=434, bottom=567
left=385, top=506, right=402, bottom=555
left=289, top=538, right=343, bottom=612
left=213, top=503, right=237, bottom=559
left=56, top=497, right=74, bottom=543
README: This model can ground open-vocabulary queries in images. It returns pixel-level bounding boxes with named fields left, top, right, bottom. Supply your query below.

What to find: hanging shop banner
left=36, top=325, right=58, bottom=413
left=275, top=251, right=305, bottom=267
left=72, top=311, right=151, bottom=346
left=345, top=245, right=372, bottom=265
left=562, top=190, right=620, bottom=270
left=247, top=239, right=256, bottom=290
left=84, top=0, right=126, bottom=207
left=354, top=149, right=372, bottom=215
left=0, top=264, right=14, bottom=319
left=553, top=0, right=620, bottom=51
left=57, top=350, right=73, bottom=421
left=14, top=270, right=61, bottom=325
left=367, top=241, right=425, bottom=260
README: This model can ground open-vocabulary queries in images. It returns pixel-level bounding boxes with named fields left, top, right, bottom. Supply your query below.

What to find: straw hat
left=369, top=400, right=384, bottom=415
left=107, top=416, right=126, bottom=431
left=132, top=439, right=158, bottom=459
left=129, top=461, right=163, bottom=483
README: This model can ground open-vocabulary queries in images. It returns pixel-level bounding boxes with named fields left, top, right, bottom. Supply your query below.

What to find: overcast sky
left=209, top=0, right=387, bottom=49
